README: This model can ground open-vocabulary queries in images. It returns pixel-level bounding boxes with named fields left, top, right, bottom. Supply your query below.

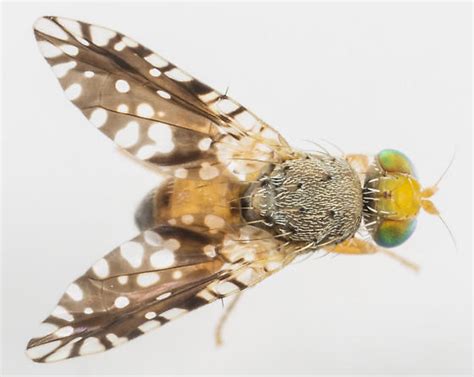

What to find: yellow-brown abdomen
left=135, top=176, right=244, bottom=231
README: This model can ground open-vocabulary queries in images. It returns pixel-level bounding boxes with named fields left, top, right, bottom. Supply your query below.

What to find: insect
left=27, top=16, right=445, bottom=363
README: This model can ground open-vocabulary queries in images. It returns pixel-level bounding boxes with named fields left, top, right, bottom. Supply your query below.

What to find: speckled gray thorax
left=242, top=155, right=363, bottom=245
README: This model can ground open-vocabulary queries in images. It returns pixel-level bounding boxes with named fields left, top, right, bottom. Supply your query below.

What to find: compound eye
left=377, top=149, right=416, bottom=176
left=373, top=218, right=417, bottom=248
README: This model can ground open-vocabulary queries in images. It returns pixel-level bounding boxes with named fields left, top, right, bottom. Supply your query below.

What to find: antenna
left=420, top=147, right=458, bottom=252
left=434, top=148, right=456, bottom=188
left=437, top=213, right=459, bottom=252
left=424, top=147, right=457, bottom=196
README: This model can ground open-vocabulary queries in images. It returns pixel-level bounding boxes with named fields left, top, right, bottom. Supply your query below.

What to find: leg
left=215, top=292, right=242, bottom=347
left=324, top=237, right=377, bottom=255
left=325, top=237, right=420, bottom=272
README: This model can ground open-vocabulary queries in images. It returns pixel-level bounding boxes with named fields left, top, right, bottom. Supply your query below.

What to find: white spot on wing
left=235, top=111, right=259, bottom=130
left=45, top=341, right=74, bottom=362
left=66, top=283, right=83, bottom=301
left=214, top=281, right=239, bottom=296
left=156, top=292, right=171, bottom=300
left=51, top=306, right=73, bottom=322
left=144, top=230, right=162, bottom=246
left=92, top=258, right=109, bottom=278
left=198, top=138, right=212, bottom=151
left=89, top=25, right=116, bottom=46
left=217, top=99, right=239, bottom=114
left=137, top=272, right=160, bottom=287
left=136, top=145, right=159, bottom=160
left=57, top=18, right=82, bottom=37
left=164, top=238, right=180, bottom=251
left=244, top=250, right=256, bottom=262
left=138, top=320, right=160, bottom=333
left=148, top=122, right=174, bottom=153
left=60, top=44, right=79, bottom=56
left=38, top=41, right=62, bottom=58
left=33, top=322, right=58, bottom=338
left=161, top=308, right=187, bottom=320
left=144, top=54, right=168, bottom=68
left=84, top=70, right=95, bottom=78
left=266, top=261, right=282, bottom=271
left=117, top=104, right=129, bottom=113
left=150, top=249, right=174, bottom=269
left=115, top=79, right=130, bottom=93
left=117, top=275, right=129, bottom=285
left=65, top=83, right=82, bottom=100
left=79, top=337, right=106, bottom=355
left=157, top=90, right=171, bottom=99
left=145, top=311, right=157, bottom=320
left=54, top=326, right=74, bottom=337
left=165, top=68, right=192, bottom=82
left=199, top=91, right=219, bottom=103
left=149, top=68, right=161, bottom=77
left=262, top=128, right=280, bottom=142
left=120, top=241, right=144, bottom=268
left=35, top=18, right=68, bottom=40
left=197, top=289, right=215, bottom=302
left=52, top=61, right=77, bottom=78
left=26, top=340, right=61, bottom=360
left=137, top=103, right=154, bottom=118
left=114, top=296, right=130, bottom=309
left=106, top=333, right=128, bottom=346
left=172, top=270, right=183, bottom=279
left=122, top=36, right=138, bottom=47
left=115, top=121, right=139, bottom=148
left=203, top=245, right=217, bottom=258
left=114, top=41, right=126, bottom=51
left=77, top=37, right=90, bottom=46
left=89, top=108, right=107, bottom=128
left=237, top=268, right=255, bottom=285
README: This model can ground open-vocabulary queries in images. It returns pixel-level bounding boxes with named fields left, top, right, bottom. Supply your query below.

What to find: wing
left=33, top=16, right=292, bottom=182
left=26, top=224, right=294, bottom=363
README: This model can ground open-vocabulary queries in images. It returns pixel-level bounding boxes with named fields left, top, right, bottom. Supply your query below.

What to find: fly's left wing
left=26, top=225, right=294, bottom=363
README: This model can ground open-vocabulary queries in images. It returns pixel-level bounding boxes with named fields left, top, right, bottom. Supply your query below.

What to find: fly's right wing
left=33, top=16, right=293, bottom=183
left=26, top=224, right=294, bottom=363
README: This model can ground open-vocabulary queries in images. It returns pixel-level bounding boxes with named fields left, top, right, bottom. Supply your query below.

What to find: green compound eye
left=378, top=149, right=416, bottom=176
left=373, top=218, right=417, bottom=248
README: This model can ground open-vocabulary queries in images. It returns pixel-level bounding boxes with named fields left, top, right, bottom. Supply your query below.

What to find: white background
left=2, top=1, right=472, bottom=375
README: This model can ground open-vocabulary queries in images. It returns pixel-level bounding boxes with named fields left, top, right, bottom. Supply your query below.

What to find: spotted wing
left=33, top=16, right=291, bottom=181
left=26, top=225, right=293, bottom=363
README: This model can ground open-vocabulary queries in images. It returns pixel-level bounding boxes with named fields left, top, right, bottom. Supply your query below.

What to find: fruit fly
left=27, top=16, right=445, bottom=363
